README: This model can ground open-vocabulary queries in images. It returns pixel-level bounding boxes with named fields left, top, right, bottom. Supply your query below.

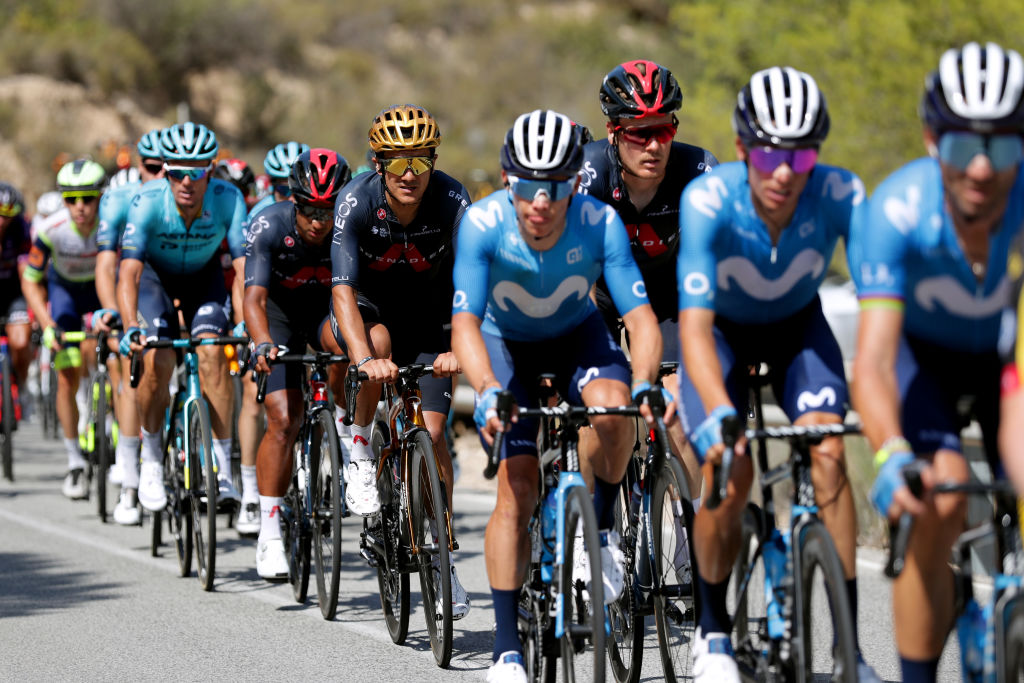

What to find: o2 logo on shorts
left=377, top=208, right=387, bottom=220
left=284, top=236, right=295, bottom=247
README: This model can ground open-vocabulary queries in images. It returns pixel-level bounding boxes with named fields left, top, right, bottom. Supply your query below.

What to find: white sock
left=119, top=436, right=141, bottom=489
left=350, top=423, right=373, bottom=462
left=213, top=439, right=232, bottom=481
left=335, top=406, right=350, bottom=438
left=141, top=428, right=162, bottom=465
left=241, top=465, right=258, bottom=503
left=692, top=496, right=702, bottom=512
left=259, top=495, right=284, bottom=542
left=65, top=438, right=87, bottom=470
left=76, top=381, right=88, bottom=434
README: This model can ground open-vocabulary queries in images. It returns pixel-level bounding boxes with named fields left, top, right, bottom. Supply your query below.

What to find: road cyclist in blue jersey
left=22, top=159, right=107, bottom=501
left=93, top=127, right=166, bottom=525
left=850, top=42, right=1024, bottom=683
left=117, top=122, right=248, bottom=516
left=246, top=148, right=351, bottom=579
left=676, top=66, right=880, bottom=682
left=452, top=109, right=671, bottom=683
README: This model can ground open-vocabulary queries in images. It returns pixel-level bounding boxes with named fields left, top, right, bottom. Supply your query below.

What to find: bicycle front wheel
left=1001, top=596, right=1024, bottom=680
left=560, top=484, right=606, bottom=682
left=92, top=373, right=112, bottom=522
left=609, top=460, right=644, bottom=683
left=284, top=445, right=311, bottom=603
left=797, top=521, right=857, bottom=683
left=1, top=353, right=14, bottom=481
left=165, top=423, right=192, bottom=575
left=374, top=443, right=410, bottom=644
left=188, top=401, right=216, bottom=591
left=42, top=357, right=58, bottom=439
left=312, top=410, right=343, bottom=620
left=650, top=455, right=698, bottom=682
left=410, top=429, right=453, bottom=668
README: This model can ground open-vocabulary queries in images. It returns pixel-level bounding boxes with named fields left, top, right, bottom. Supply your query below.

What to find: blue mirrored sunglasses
left=508, top=176, right=576, bottom=202
left=164, top=164, right=212, bottom=181
left=938, top=132, right=1024, bottom=172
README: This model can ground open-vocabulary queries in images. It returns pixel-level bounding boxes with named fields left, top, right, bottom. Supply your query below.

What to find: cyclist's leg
left=659, top=316, right=703, bottom=500
left=5, top=298, right=33, bottom=390
left=49, top=279, right=90, bottom=486
left=317, top=315, right=349, bottom=441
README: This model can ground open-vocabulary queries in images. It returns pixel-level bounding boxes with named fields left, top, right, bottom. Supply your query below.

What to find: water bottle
left=540, top=480, right=557, bottom=582
left=956, top=598, right=986, bottom=679
left=762, top=528, right=789, bottom=640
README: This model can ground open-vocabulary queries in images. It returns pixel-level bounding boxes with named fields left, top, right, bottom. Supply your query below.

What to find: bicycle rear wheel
left=188, top=400, right=216, bottom=591
left=284, top=451, right=312, bottom=602
left=373, top=426, right=410, bottom=644
left=729, top=504, right=765, bottom=675
left=1001, top=596, right=1024, bottom=680
left=560, top=484, right=606, bottom=682
left=651, top=456, right=697, bottom=682
left=1, top=353, right=14, bottom=481
left=312, top=410, right=343, bottom=620
left=609, top=460, right=644, bottom=683
left=409, top=430, right=453, bottom=668
left=797, top=521, right=857, bottom=683
left=92, top=373, right=112, bottom=522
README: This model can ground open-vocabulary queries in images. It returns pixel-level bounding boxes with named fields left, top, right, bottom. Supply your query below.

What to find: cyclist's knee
left=810, top=440, right=848, bottom=490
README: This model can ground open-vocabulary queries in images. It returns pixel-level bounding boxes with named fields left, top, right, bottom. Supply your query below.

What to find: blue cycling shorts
left=136, top=260, right=229, bottom=341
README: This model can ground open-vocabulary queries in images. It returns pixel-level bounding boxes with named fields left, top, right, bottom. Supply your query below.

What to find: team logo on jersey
left=452, top=290, right=468, bottom=310
left=492, top=275, right=588, bottom=318
left=377, top=208, right=387, bottom=220
left=284, top=236, right=295, bottom=247
left=576, top=367, right=600, bottom=395
left=914, top=275, right=1009, bottom=318
left=796, top=387, right=837, bottom=412
left=631, top=280, right=647, bottom=299
left=467, top=200, right=504, bottom=232
left=612, top=187, right=622, bottom=201
left=579, top=201, right=611, bottom=227
left=567, top=246, right=583, bottom=265
left=682, top=272, right=711, bottom=297
left=717, top=249, right=824, bottom=300
left=883, top=185, right=921, bottom=236
left=688, top=176, right=729, bottom=219
left=821, top=171, right=865, bottom=205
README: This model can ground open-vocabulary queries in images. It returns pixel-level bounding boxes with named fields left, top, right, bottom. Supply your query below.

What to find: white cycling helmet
left=733, top=66, right=830, bottom=148
left=500, top=109, right=585, bottom=179
left=921, top=41, right=1024, bottom=133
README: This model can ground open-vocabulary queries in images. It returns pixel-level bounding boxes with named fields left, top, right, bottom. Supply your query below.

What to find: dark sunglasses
left=142, top=161, right=164, bottom=175
left=938, top=131, right=1024, bottom=172
left=615, top=115, right=679, bottom=146
left=62, top=194, right=99, bottom=205
left=295, top=202, right=333, bottom=223
left=748, top=146, right=819, bottom=174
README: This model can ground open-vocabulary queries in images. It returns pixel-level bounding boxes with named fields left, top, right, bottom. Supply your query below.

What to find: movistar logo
left=467, top=201, right=504, bottom=232
left=492, top=276, right=588, bottom=318
left=688, top=176, right=728, bottom=219
left=914, top=275, right=1008, bottom=319
left=717, top=249, right=824, bottom=300
left=796, top=387, right=837, bottom=412
left=882, top=185, right=921, bottom=236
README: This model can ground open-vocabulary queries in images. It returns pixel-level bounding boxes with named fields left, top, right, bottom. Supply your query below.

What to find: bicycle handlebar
left=342, top=363, right=435, bottom=426
left=128, top=335, right=249, bottom=388
left=706, top=415, right=740, bottom=511
left=254, top=352, right=349, bottom=404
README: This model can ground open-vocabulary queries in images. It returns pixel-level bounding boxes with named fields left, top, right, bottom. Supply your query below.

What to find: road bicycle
left=346, top=363, right=458, bottom=668
left=131, top=334, right=247, bottom=591
left=888, top=457, right=1024, bottom=681
left=256, top=350, right=348, bottom=619
left=712, top=369, right=859, bottom=682
left=608, top=363, right=698, bottom=683
left=0, top=315, right=21, bottom=481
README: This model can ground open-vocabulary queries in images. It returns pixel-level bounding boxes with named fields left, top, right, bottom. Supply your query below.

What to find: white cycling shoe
left=345, top=460, right=380, bottom=516
left=572, top=528, right=625, bottom=604
left=113, top=488, right=141, bottom=526
left=486, top=651, right=527, bottom=683
left=137, top=461, right=167, bottom=512
left=434, top=564, right=471, bottom=620
left=693, top=626, right=740, bottom=683
left=256, top=539, right=289, bottom=581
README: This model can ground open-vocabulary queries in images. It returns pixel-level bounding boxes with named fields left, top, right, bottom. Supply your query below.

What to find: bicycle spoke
left=312, top=410, right=343, bottom=620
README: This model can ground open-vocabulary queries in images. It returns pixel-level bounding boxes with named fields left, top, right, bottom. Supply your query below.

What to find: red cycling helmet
left=599, top=60, right=683, bottom=120
left=288, top=148, right=351, bottom=207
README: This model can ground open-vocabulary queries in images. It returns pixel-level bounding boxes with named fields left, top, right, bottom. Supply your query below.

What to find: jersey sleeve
left=96, top=192, right=124, bottom=253
left=120, top=194, right=150, bottom=262
left=452, top=200, right=499, bottom=319
left=22, top=234, right=52, bottom=283
left=243, top=217, right=273, bottom=290
left=847, top=182, right=908, bottom=308
left=330, top=194, right=364, bottom=290
left=677, top=175, right=725, bottom=311
left=226, top=189, right=248, bottom=259
left=599, top=205, right=648, bottom=316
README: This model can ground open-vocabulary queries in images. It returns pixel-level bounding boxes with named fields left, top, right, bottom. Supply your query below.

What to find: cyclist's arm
left=1000, top=385, right=1024, bottom=495
left=95, top=250, right=118, bottom=311
left=679, top=307, right=730, bottom=413
left=117, top=258, right=144, bottom=329
left=331, top=284, right=372, bottom=364
left=621, top=303, right=661, bottom=386
left=851, top=305, right=906, bottom=451
left=231, top=256, right=245, bottom=325
left=21, top=240, right=54, bottom=329
left=452, top=311, right=499, bottom=396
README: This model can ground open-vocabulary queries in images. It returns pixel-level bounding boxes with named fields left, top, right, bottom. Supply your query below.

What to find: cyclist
left=850, top=42, right=1024, bottom=683
left=676, top=66, right=879, bottom=682
left=232, top=141, right=309, bottom=535
left=117, top=122, right=247, bottom=515
left=95, top=128, right=166, bottom=525
left=32, top=191, right=64, bottom=238
left=246, top=148, right=350, bottom=578
left=452, top=109, right=667, bottom=681
left=580, top=58, right=718, bottom=498
left=0, top=182, right=34, bottom=414
left=330, top=104, right=471, bottom=618
left=22, top=159, right=106, bottom=500
left=214, top=158, right=258, bottom=210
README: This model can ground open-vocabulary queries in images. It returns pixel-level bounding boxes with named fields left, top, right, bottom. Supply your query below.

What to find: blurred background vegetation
left=1, top=0, right=1023, bottom=218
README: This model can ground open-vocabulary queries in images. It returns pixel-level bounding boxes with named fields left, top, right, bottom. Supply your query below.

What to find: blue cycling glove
left=630, top=381, right=675, bottom=408
left=691, top=405, right=737, bottom=464
left=870, top=450, right=915, bottom=517
left=119, top=326, right=142, bottom=358
left=474, top=386, right=502, bottom=430
left=232, top=320, right=247, bottom=337
left=93, top=308, right=121, bottom=326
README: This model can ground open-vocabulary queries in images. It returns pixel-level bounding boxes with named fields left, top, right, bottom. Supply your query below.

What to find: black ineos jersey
left=244, top=200, right=333, bottom=315
left=578, top=139, right=717, bottom=322
left=330, top=170, right=469, bottom=324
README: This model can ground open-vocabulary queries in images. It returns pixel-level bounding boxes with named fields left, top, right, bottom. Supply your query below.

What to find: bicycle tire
left=651, top=455, right=697, bottom=683
left=42, top=358, right=58, bottom=439
left=560, top=483, right=606, bottom=682
left=284, top=443, right=312, bottom=602
left=188, top=400, right=216, bottom=591
left=796, top=521, right=857, bottom=683
left=409, top=429, right=453, bottom=668
left=729, top=504, right=765, bottom=675
left=1, top=353, right=14, bottom=481
left=1001, top=597, right=1024, bottom=680
left=519, top=581, right=558, bottom=683
left=165, top=416, right=192, bottom=575
left=373, top=422, right=410, bottom=644
left=229, top=373, right=242, bottom=507
left=312, top=409, right=343, bottom=620
left=93, top=373, right=111, bottom=522
left=609, top=461, right=644, bottom=683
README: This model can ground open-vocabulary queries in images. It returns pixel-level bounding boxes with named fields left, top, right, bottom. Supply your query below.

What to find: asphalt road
left=0, top=419, right=964, bottom=682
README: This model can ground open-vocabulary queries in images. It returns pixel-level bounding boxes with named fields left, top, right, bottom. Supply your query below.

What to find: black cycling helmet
left=920, top=41, right=1024, bottom=134
left=733, top=66, right=830, bottom=149
left=213, top=158, right=256, bottom=195
left=0, top=182, right=25, bottom=217
left=501, top=109, right=585, bottom=179
left=600, top=60, right=683, bottom=120
left=288, top=148, right=351, bottom=207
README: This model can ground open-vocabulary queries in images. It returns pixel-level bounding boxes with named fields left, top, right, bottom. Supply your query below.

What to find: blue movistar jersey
left=453, top=190, right=648, bottom=341
left=96, top=178, right=148, bottom=252
left=121, top=177, right=247, bottom=274
left=678, top=161, right=865, bottom=324
left=849, top=157, right=1024, bottom=353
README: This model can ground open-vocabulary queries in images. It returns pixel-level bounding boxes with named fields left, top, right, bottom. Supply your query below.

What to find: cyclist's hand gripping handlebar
left=484, top=391, right=515, bottom=480
left=884, top=460, right=927, bottom=579
left=706, top=414, right=741, bottom=510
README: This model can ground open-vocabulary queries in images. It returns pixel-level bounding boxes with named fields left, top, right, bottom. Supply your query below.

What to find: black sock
left=900, top=655, right=939, bottom=683
left=491, top=587, right=522, bottom=661
left=592, top=476, right=620, bottom=531
left=846, top=577, right=860, bottom=651
left=696, top=574, right=732, bottom=634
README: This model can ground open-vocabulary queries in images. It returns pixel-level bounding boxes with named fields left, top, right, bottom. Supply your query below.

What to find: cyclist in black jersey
left=330, top=104, right=470, bottom=618
left=0, top=182, right=33, bottom=403
left=578, top=60, right=717, bottom=497
left=246, top=148, right=350, bottom=580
